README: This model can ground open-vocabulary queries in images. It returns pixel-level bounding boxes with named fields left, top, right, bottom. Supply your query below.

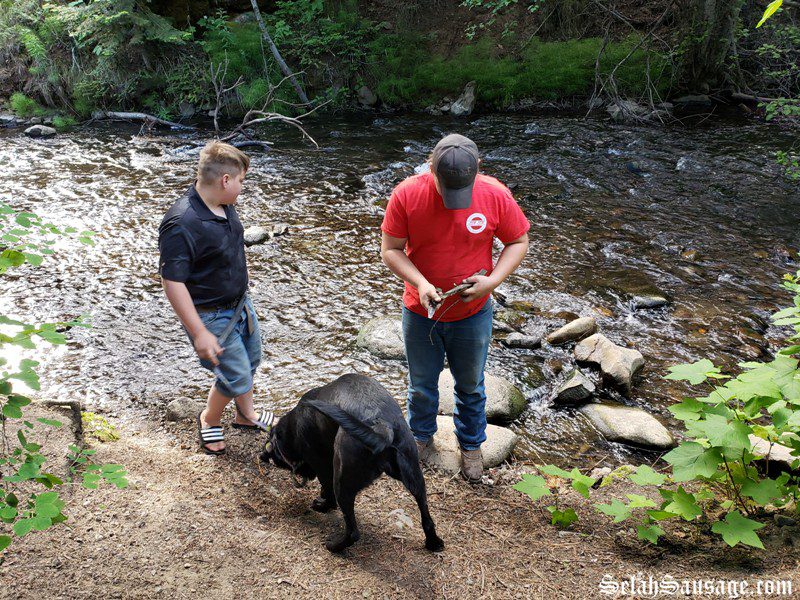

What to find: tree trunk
left=249, top=0, right=310, bottom=105
left=681, top=0, right=744, bottom=91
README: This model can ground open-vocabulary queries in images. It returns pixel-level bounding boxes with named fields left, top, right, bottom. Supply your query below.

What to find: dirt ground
left=2, top=404, right=800, bottom=600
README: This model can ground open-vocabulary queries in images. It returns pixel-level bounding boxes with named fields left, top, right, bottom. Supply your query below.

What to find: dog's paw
left=259, top=451, right=270, bottom=464
left=311, top=496, right=336, bottom=513
left=425, top=535, right=445, bottom=552
left=325, top=530, right=360, bottom=553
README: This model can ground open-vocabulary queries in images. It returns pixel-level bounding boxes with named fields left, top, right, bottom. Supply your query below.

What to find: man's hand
left=418, top=281, right=442, bottom=312
left=459, top=274, right=495, bottom=303
left=194, top=328, right=223, bottom=365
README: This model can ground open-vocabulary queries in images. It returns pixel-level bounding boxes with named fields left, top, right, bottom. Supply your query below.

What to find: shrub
left=9, top=92, right=42, bottom=117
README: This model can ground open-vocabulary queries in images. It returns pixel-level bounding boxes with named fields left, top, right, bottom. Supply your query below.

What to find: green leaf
left=13, top=518, right=33, bottom=537
left=741, top=478, right=783, bottom=506
left=17, top=461, right=40, bottom=480
left=537, top=464, right=572, bottom=479
left=82, top=473, right=101, bottom=489
left=595, top=500, right=632, bottom=523
left=711, top=511, right=765, bottom=548
left=668, top=398, right=706, bottom=422
left=35, top=503, right=60, bottom=519
left=626, top=494, right=657, bottom=508
left=663, top=442, right=722, bottom=481
left=0, top=506, right=18, bottom=519
left=35, top=491, right=59, bottom=505
left=779, top=345, right=800, bottom=356
left=665, top=359, right=723, bottom=385
left=513, top=475, right=551, bottom=501
left=2, top=403, right=22, bottom=419
left=685, top=414, right=751, bottom=452
left=569, top=468, right=595, bottom=498
left=31, top=515, right=51, bottom=531
left=0, top=535, right=10, bottom=552
left=23, top=253, right=43, bottom=266
left=37, top=418, right=62, bottom=428
left=636, top=523, right=664, bottom=544
left=628, top=465, right=667, bottom=486
left=547, top=506, right=578, bottom=527
left=662, top=487, right=703, bottom=521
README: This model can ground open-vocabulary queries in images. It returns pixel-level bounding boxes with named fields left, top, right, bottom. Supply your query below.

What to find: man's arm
left=162, top=279, right=223, bottom=365
left=459, top=234, right=529, bottom=303
left=380, top=232, right=441, bottom=310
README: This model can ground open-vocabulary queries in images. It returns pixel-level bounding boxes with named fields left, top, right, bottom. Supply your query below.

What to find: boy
left=159, top=141, right=273, bottom=455
left=380, top=134, right=529, bottom=482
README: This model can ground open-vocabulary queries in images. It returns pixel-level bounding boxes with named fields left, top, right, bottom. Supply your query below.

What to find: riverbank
left=3, top=402, right=800, bottom=599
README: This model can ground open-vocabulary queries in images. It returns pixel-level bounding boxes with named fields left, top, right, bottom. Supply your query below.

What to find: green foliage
left=81, top=412, right=120, bottom=443
left=369, top=34, right=670, bottom=107
left=51, top=115, right=77, bottom=131
left=776, top=150, right=800, bottom=182
left=9, top=93, right=42, bottom=118
left=757, top=0, right=784, bottom=29
left=0, top=202, right=126, bottom=555
left=515, top=269, right=800, bottom=550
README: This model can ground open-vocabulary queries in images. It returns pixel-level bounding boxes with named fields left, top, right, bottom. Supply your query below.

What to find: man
left=380, top=133, right=529, bottom=482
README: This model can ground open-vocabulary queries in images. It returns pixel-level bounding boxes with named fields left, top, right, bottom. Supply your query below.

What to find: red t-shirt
left=381, top=172, right=530, bottom=321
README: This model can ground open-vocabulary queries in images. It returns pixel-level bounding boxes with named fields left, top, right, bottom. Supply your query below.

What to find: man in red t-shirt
left=380, top=133, right=529, bottom=482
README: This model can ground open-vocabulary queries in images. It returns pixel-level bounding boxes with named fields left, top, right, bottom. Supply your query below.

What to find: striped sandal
left=197, top=411, right=226, bottom=456
left=232, top=403, right=275, bottom=433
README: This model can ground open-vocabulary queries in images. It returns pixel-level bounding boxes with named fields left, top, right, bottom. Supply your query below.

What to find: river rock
left=166, top=397, right=203, bottom=421
left=545, top=317, right=598, bottom=345
left=356, top=316, right=404, bottom=360
left=357, top=85, right=378, bottom=107
left=674, top=94, right=712, bottom=110
left=243, top=224, right=289, bottom=246
left=574, top=333, right=644, bottom=396
left=579, top=404, right=675, bottom=449
left=437, top=369, right=526, bottom=422
left=450, top=81, right=476, bottom=116
left=606, top=100, right=647, bottom=123
left=24, top=124, right=56, bottom=138
left=749, top=435, right=799, bottom=473
left=179, top=101, right=196, bottom=118
left=552, top=370, right=595, bottom=405
left=0, top=113, right=19, bottom=127
left=501, top=333, right=541, bottom=349
left=631, top=294, right=669, bottom=309
left=424, top=416, right=518, bottom=473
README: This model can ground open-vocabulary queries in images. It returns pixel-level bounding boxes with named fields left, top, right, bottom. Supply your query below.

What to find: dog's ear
left=305, top=399, right=393, bottom=454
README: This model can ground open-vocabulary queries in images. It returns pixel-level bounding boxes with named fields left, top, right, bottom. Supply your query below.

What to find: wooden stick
left=91, top=111, right=194, bottom=130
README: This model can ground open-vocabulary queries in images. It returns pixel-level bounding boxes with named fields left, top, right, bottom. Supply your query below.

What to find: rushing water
left=1, top=113, right=798, bottom=465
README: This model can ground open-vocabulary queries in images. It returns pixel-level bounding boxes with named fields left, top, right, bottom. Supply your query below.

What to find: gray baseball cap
left=431, top=134, right=479, bottom=209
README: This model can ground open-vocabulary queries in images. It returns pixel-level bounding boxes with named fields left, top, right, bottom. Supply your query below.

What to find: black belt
left=196, top=294, right=245, bottom=313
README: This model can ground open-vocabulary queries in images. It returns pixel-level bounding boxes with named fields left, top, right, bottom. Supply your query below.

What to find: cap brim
left=441, top=182, right=474, bottom=210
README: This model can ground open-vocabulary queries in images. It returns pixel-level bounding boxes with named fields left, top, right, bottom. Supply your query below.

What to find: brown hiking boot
left=415, top=438, right=432, bottom=462
left=460, top=448, right=483, bottom=483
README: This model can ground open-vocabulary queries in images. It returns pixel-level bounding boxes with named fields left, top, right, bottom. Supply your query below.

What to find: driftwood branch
left=249, top=0, right=310, bottom=105
left=210, top=57, right=244, bottom=135
left=91, top=111, right=195, bottom=130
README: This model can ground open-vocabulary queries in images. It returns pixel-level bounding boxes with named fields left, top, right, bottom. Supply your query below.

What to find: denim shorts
left=189, top=296, right=261, bottom=398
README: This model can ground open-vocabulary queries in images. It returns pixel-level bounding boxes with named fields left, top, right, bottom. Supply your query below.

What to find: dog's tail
left=305, top=400, right=394, bottom=454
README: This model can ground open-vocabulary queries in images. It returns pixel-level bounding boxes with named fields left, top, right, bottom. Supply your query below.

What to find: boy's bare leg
left=232, top=389, right=258, bottom=424
left=200, top=385, right=232, bottom=452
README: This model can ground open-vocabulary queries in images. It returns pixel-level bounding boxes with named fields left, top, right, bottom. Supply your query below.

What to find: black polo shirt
left=158, top=184, right=248, bottom=307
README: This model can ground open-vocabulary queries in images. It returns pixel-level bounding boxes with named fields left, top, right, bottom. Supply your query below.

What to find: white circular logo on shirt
left=466, top=213, right=487, bottom=234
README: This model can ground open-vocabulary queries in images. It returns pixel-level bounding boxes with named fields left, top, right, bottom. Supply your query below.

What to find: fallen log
left=91, top=111, right=195, bottom=130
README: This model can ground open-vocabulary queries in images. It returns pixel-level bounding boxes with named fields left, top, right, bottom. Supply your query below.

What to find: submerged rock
left=631, top=294, right=669, bottom=309
left=579, top=404, right=675, bottom=449
left=424, top=416, right=518, bottom=473
left=545, top=317, right=598, bottom=345
left=552, top=370, right=595, bottom=405
left=24, top=124, right=56, bottom=138
left=574, top=333, right=644, bottom=396
left=243, top=224, right=289, bottom=246
left=356, top=316, right=404, bottom=360
left=501, top=333, right=541, bottom=349
left=450, top=81, right=477, bottom=116
left=438, top=369, right=526, bottom=422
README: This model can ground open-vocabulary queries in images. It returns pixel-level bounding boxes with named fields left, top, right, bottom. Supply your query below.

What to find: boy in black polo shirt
left=159, top=141, right=273, bottom=455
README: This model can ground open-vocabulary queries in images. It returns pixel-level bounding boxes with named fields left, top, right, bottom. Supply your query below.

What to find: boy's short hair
left=197, top=141, right=250, bottom=185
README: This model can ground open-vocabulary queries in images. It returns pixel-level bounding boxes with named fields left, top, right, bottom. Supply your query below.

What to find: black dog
left=261, top=373, right=445, bottom=553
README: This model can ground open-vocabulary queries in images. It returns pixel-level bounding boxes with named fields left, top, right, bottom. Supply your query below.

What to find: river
left=2, top=113, right=798, bottom=465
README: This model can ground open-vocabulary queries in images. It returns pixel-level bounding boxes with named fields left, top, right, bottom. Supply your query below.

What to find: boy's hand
left=194, top=328, right=224, bottom=365
left=418, top=281, right=442, bottom=312
left=459, top=275, right=495, bottom=303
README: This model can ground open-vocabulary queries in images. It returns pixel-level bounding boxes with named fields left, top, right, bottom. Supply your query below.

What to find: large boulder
left=552, top=370, right=595, bottom=405
left=579, top=404, right=675, bottom=449
left=574, top=333, right=644, bottom=396
left=545, top=317, right=598, bottom=345
left=450, top=81, right=477, bottom=116
left=749, top=435, right=799, bottom=473
left=357, top=85, right=378, bottom=107
left=24, top=124, right=56, bottom=138
left=437, top=369, right=526, bottom=422
left=356, top=316, right=404, bottom=360
left=424, top=416, right=518, bottom=474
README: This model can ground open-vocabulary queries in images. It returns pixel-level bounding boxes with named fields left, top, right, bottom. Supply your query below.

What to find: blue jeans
left=193, top=297, right=261, bottom=398
left=402, top=299, right=493, bottom=451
